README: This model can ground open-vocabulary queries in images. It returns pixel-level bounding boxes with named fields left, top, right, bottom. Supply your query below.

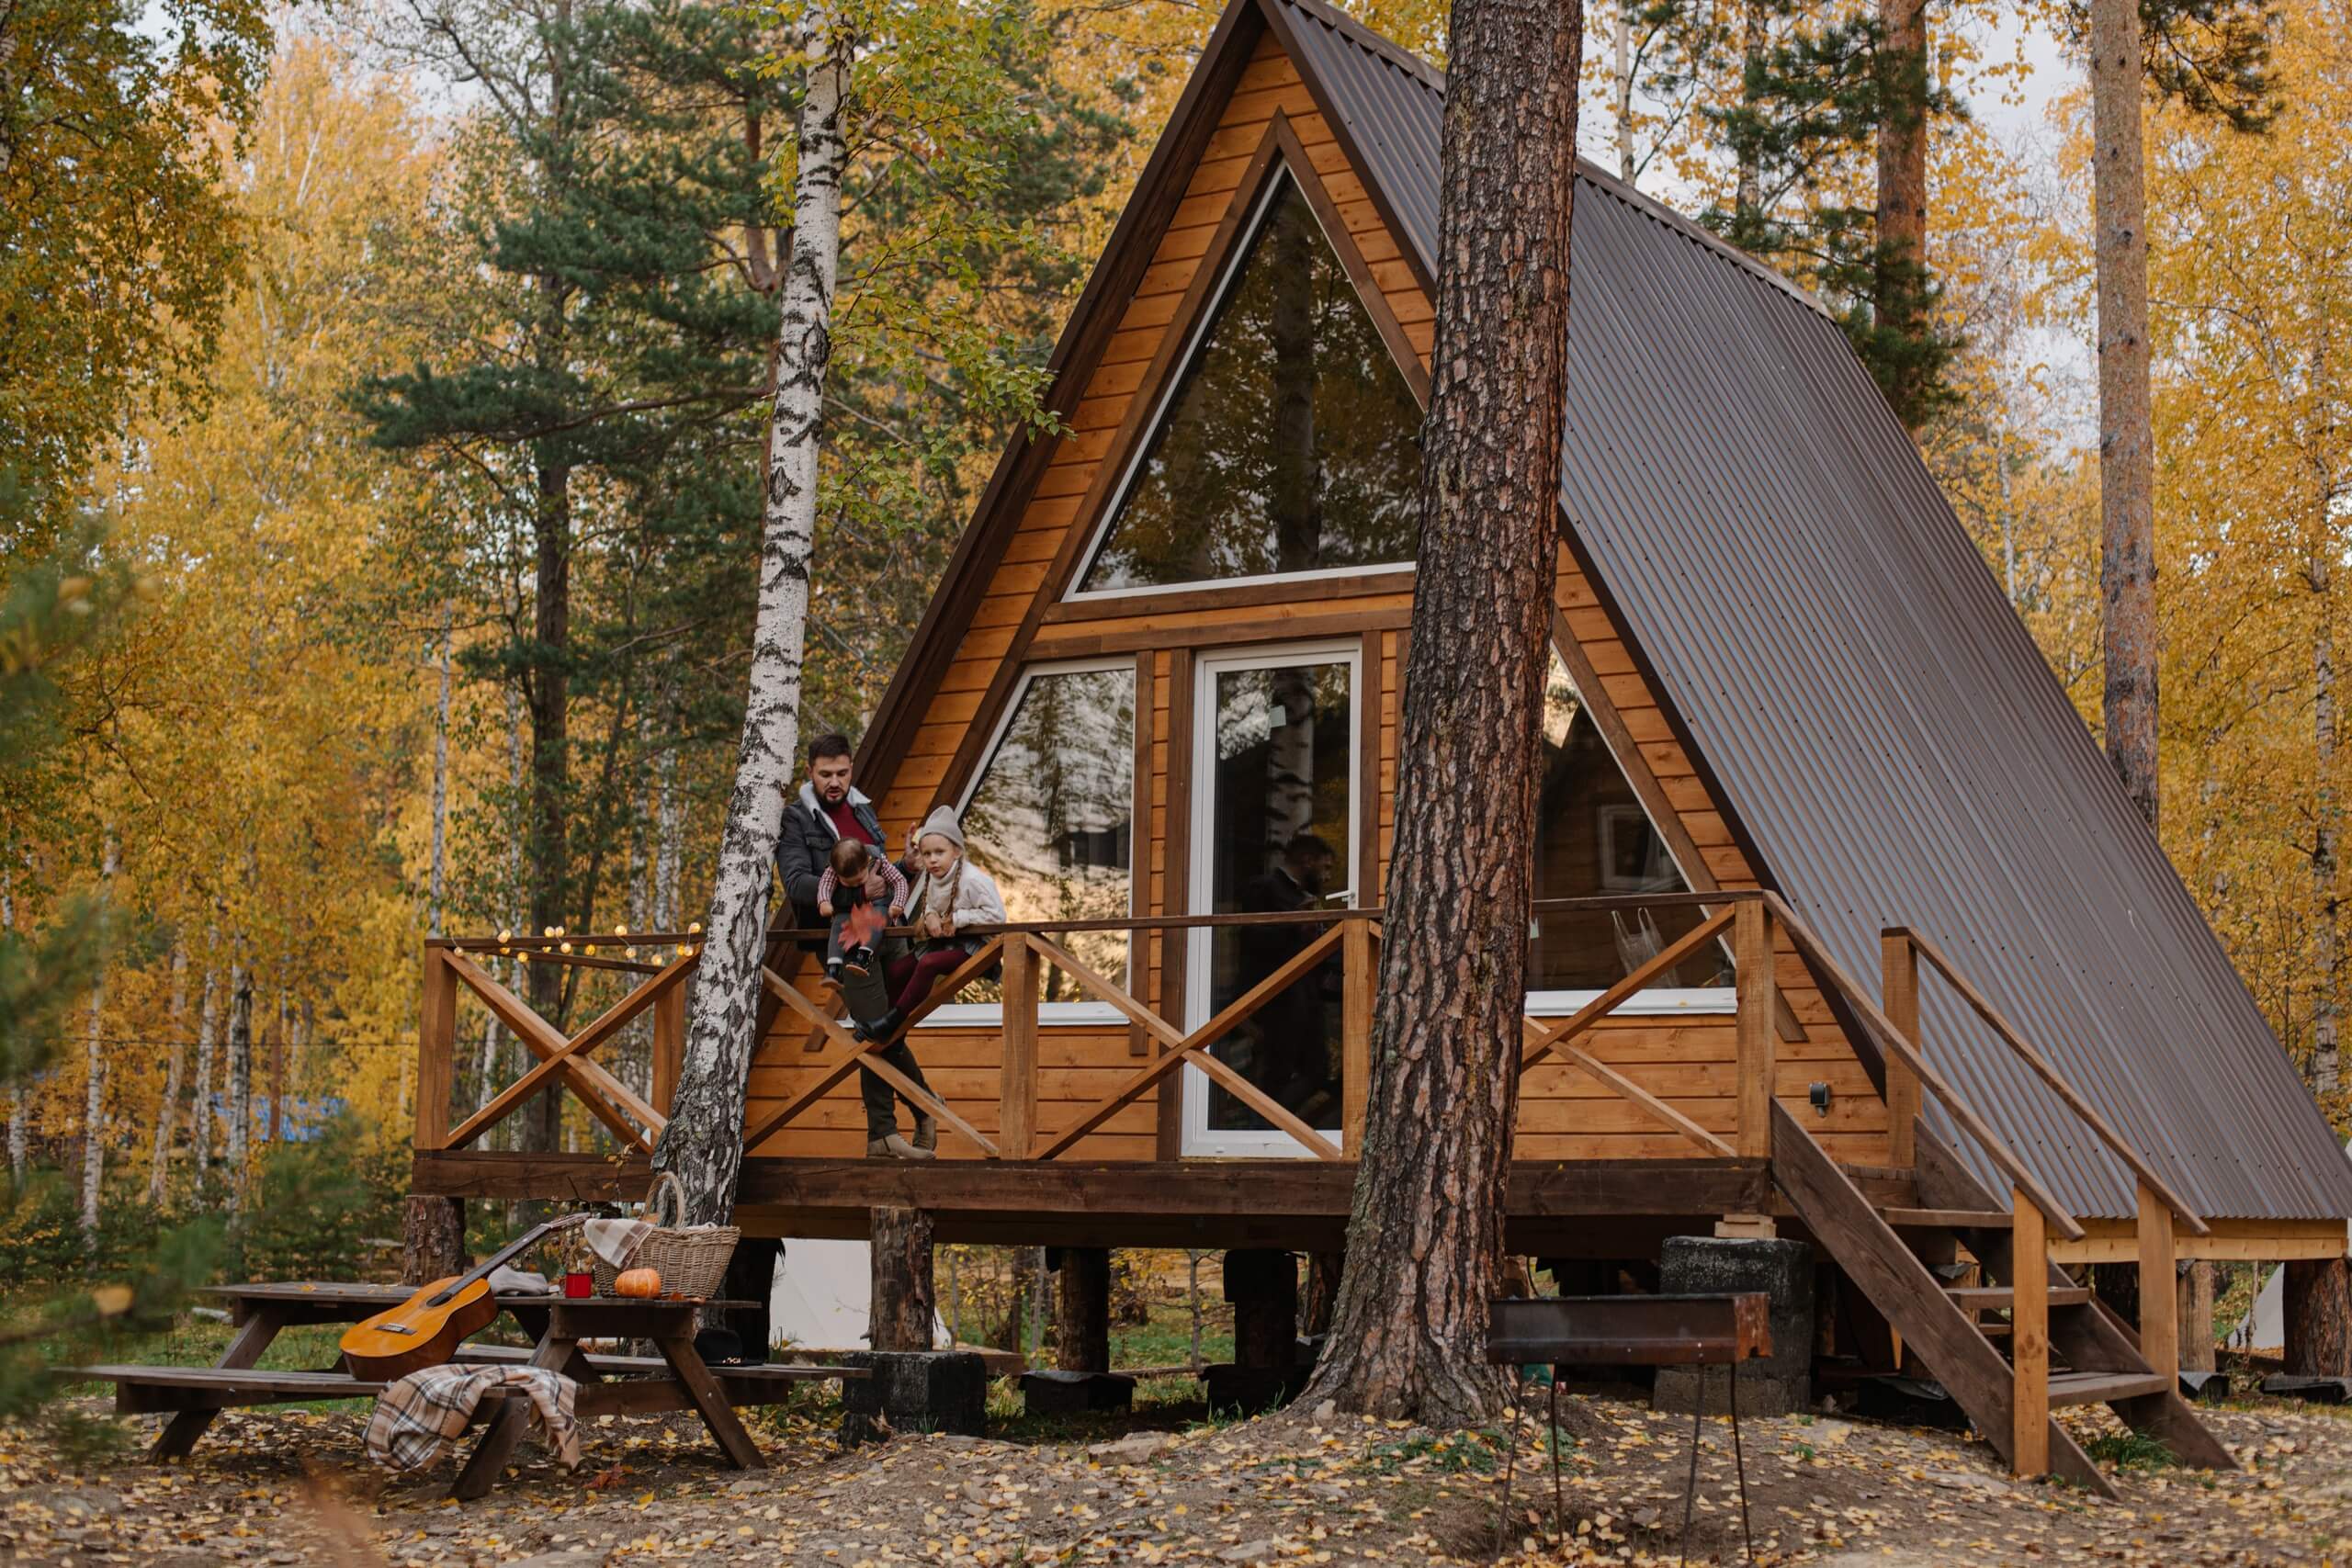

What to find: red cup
left=563, top=1270, right=593, bottom=1299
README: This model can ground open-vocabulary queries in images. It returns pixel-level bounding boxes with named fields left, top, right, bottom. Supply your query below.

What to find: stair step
left=1945, top=1285, right=2092, bottom=1310
left=2046, top=1371, right=2174, bottom=1407
left=1882, top=1208, right=2014, bottom=1230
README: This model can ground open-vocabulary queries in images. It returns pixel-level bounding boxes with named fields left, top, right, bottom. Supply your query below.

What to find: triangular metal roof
left=866, top=0, right=2352, bottom=1221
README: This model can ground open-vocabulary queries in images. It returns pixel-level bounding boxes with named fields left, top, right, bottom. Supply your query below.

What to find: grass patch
left=1358, top=1429, right=1502, bottom=1475
left=2084, top=1429, right=2176, bottom=1472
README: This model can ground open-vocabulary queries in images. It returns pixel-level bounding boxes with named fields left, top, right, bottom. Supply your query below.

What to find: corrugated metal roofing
left=1274, top=0, right=2352, bottom=1221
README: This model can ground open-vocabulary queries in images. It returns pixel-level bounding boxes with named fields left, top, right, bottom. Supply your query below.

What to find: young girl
left=885, top=807, right=1007, bottom=1016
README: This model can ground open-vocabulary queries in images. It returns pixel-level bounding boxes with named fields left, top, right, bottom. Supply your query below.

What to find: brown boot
left=866, top=1134, right=934, bottom=1161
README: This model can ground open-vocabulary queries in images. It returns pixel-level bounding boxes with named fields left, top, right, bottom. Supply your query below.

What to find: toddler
left=818, top=835, right=907, bottom=979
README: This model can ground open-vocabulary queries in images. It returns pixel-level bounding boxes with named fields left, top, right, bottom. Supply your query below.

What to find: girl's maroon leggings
left=887, top=946, right=971, bottom=1013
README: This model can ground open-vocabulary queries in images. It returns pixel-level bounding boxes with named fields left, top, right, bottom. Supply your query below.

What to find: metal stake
left=1729, top=1361, right=1753, bottom=1562
left=1679, top=1364, right=1706, bottom=1565
left=1548, top=1371, right=1566, bottom=1540
left=1496, top=1361, right=1523, bottom=1551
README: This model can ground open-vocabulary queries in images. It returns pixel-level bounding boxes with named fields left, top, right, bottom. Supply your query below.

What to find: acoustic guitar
left=340, top=1215, right=584, bottom=1380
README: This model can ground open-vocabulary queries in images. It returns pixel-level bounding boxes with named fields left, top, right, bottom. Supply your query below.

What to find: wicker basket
left=593, top=1171, right=741, bottom=1299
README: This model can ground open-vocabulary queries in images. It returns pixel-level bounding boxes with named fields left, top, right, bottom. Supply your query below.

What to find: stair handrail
left=1760, top=893, right=2085, bottom=1241
left=1884, top=925, right=2210, bottom=1237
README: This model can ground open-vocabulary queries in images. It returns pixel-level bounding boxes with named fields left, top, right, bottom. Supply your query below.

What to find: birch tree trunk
left=1302, top=0, right=1582, bottom=1426
left=429, top=604, right=453, bottom=941
left=79, top=832, right=118, bottom=1247
left=191, top=963, right=219, bottom=1184
left=1611, top=6, right=1634, bottom=186
left=4, top=865, right=24, bottom=1188
left=147, top=944, right=189, bottom=1203
left=2090, top=0, right=2161, bottom=829
left=652, top=9, right=853, bottom=1226
left=2316, top=550, right=2340, bottom=1096
left=226, top=958, right=254, bottom=1209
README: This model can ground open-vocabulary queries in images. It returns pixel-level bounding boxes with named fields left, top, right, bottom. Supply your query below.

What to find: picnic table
left=73, top=1281, right=864, bottom=1500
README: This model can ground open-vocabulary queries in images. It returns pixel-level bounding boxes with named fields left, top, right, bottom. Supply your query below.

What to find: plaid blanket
left=364, top=1364, right=582, bottom=1473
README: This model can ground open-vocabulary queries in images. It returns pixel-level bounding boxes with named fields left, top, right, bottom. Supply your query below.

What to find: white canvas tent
left=2236, top=1138, right=2352, bottom=1352
left=764, top=1238, right=949, bottom=1352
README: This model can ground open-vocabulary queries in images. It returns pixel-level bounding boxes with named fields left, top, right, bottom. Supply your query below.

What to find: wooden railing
left=415, top=891, right=1792, bottom=1167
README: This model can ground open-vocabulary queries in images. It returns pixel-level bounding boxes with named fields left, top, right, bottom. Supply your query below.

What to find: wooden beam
left=1000, top=935, right=1038, bottom=1159
left=1734, top=900, right=1775, bottom=1160
left=416, top=948, right=457, bottom=1153
left=1341, top=919, right=1373, bottom=1146
left=2136, top=1180, right=2179, bottom=1377
left=2011, top=1186, right=2050, bottom=1477
left=1879, top=931, right=1921, bottom=1172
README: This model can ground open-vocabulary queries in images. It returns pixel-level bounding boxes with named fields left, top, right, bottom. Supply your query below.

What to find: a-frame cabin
left=412, top=0, right=2352, bottom=1486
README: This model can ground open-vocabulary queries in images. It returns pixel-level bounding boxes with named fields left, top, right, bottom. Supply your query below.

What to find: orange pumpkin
left=614, top=1268, right=662, bottom=1299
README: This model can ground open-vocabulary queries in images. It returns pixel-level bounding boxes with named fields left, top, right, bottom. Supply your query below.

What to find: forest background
left=2, top=0, right=2344, bottom=1284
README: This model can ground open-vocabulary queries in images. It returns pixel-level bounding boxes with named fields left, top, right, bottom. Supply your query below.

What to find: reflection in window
left=961, top=665, right=1136, bottom=995
left=1530, top=649, right=1729, bottom=990
left=1078, top=171, right=1424, bottom=593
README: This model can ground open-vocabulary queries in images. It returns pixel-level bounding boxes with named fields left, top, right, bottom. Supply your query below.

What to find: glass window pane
left=1204, top=660, right=1351, bottom=1133
left=1079, top=171, right=1424, bottom=593
left=1530, top=649, right=1728, bottom=989
left=962, top=665, right=1136, bottom=994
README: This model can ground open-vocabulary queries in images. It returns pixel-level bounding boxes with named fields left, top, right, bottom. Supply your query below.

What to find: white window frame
left=915, top=656, right=1138, bottom=1029
left=1182, top=639, right=1363, bottom=1156
left=1062, top=163, right=1421, bottom=605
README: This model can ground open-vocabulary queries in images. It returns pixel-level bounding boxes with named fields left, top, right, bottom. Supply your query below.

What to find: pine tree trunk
left=1874, top=0, right=1929, bottom=429
left=401, top=1195, right=467, bottom=1284
left=870, top=1206, right=935, bottom=1351
left=2090, top=0, right=2160, bottom=829
left=225, top=960, right=254, bottom=1207
left=191, top=961, right=218, bottom=1183
left=1055, top=1247, right=1111, bottom=1373
left=1302, top=0, right=1583, bottom=1427
left=2287, top=1258, right=2352, bottom=1376
left=651, top=9, right=852, bottom=1226
left=147, top=944, right=189, bottom=1203
left=526, top=461, right=572, bottom=1150
left=79, top=832, right=118, bottom=1247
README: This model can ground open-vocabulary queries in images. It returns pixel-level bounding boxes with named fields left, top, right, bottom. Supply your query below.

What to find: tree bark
left=1301, top=0, right=1583, bottom=1427
left=652, top=8, right=852, bottom=1226
left=190, top=958, right=218, bottom=1183
left=2, top=867, right=21, bottom=1189
left=2090, top=0, right=2160, bottom=829
left=225, top=957, right=253, bottom=1206
left=526, top=460, right=572, bottom=1152
left=147, top=943, right=189, bottom=1204
left=2178, top=1260, right=2215, bottom=1372
left=1612, top=6, right=1635, bottom=186
left=429, top=604, right=452, bottom=942
left=869, top=1206, right=935, bottom=1351
left=2286, top=1257, right=2352, bottom=1377
left=2317, top=562, right=2340, bottom=1094
left=1304, top=1251, right=1343, bottom=1337
left=1055, top=1247, right=1112, bottom=1373
left=1874, top=0, right=1928, bottom=429
left=79, top=831, right=117, bottom=1247
left=401, top=1195, right=467, bottom=1284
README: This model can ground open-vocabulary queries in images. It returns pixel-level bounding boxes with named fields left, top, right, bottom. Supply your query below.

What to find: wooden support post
left=999, top=935, right=1037, bottom=1160
left=2136, top=1180, right=2178, bottom=1378
left=1880, top=931, right=1921, bottom=1171
left=652, top=976, right=685, bottom=1116
left=869, top=1207, right=936, bottom=1352
left=1734, top=900, right=1776, bottom=1161
left=2178, top=1262, right=2216, bottom=1372
left=1226, top=1249, right=1299, bottom=1370
left=415, top=947, right=458, bottom=1151
left=1055, top=1247, right=1112, bottom=1374
left=1341, top=919, right=1372, bottom=1148
left=2010, top=1187, right=2050, bottom=1477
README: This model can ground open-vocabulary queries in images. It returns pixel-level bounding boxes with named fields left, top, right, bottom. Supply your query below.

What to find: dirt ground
left=8, top=1382, right=2352, bottom=1566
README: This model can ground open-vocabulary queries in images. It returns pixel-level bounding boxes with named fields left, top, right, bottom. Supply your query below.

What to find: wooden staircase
left=1744, top=906, right=2239, bottom=1496
left=1774, top=1105, right=2233, bottom=1497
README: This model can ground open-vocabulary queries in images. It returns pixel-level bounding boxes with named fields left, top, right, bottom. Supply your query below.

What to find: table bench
left=68, top=1281, right=863, bottom=1499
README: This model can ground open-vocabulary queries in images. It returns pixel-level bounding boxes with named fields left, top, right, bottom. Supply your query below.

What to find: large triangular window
left=1530, top=648, right=1731, bottom=996
left=1073, top=168, right=1426, bottom=595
